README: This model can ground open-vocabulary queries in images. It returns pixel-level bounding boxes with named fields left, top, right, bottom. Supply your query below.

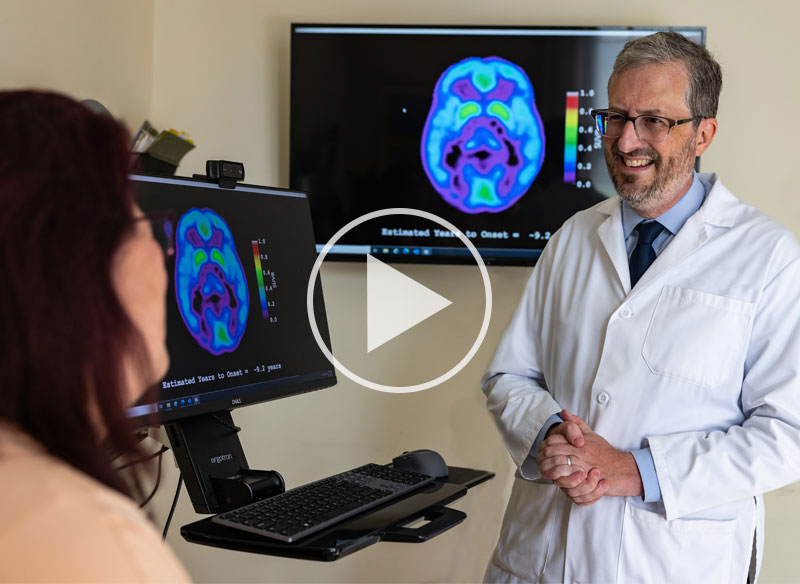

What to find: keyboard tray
left=181, top=480, right=469, bottom=561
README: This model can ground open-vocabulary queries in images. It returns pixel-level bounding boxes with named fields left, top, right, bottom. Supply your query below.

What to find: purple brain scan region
left=421, top=57, right=545, bottom=214
left=175, top=209, right=249, bottom=356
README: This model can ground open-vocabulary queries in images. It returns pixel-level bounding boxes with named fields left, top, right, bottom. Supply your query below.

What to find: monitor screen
left=290, top=24, right=705, bottom=265
left=126, top=174, right=336, bottom=426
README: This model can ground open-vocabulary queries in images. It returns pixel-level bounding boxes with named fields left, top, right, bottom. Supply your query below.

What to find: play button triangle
left=366, top=254, right=452, bottom=352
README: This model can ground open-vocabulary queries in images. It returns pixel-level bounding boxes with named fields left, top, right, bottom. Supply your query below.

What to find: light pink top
left=0, top=423, right=191, bottom=583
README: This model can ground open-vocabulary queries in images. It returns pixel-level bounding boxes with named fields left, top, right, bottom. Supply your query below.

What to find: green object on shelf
left=147, top=130, right=195, bottom=166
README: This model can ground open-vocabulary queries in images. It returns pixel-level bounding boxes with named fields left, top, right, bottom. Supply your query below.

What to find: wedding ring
left=567, top=455, right=572, bottom=466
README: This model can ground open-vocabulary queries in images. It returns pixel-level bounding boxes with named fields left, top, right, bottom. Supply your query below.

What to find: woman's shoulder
left=0, top=423, right=190, bottom=583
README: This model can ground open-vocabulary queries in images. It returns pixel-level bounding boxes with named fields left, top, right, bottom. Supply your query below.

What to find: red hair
left=0, top=90, right=153, bottom=496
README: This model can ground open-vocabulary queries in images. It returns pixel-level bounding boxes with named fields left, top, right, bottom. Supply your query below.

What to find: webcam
left=204, top=160, right=245, bottom=189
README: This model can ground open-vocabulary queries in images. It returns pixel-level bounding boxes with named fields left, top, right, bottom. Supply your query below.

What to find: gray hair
left=609, top=31, right=722, bottom=120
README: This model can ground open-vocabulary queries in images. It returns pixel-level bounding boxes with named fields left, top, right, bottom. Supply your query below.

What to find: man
left=482, top=31, right=800, bottom=583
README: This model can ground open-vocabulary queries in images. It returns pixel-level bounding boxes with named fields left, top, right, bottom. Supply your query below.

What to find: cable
left=211, top=412, right=241, bottom=433
left=138, top=447, right=166, bottom=508
left=163, top=476, right=183, bottom=541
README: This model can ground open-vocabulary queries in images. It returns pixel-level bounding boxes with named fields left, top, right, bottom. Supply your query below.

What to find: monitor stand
left=165, top=410, right=284, bottom=514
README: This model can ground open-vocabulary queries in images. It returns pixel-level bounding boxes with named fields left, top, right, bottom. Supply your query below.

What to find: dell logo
left=210, top=453, right=234, bottom=464
left=231, top=398, right=242, bottom=405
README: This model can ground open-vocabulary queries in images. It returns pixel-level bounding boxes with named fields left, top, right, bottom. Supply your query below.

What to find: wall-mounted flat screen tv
left=290, top=24, right=705, bottom=265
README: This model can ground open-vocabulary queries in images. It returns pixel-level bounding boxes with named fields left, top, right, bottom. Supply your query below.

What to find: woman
left=0, top=91, right=190, bottom=582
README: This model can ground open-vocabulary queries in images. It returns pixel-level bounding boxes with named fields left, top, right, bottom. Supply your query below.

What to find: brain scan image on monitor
left=421, top=57, right=545, bottom=214
left=175, top=209, right=249, bottom=355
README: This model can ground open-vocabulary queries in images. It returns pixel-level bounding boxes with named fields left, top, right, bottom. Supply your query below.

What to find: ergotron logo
left=210, top=453, right=234, bottom=464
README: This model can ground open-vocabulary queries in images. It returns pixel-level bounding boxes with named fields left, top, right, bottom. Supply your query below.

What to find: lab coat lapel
left=595, top=197, right=630, bottom=290
left=630, top=174, right=734, bottom=292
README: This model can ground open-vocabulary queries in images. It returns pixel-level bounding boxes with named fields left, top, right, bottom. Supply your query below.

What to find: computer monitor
left=127, top=174, right=336, bottom=512
left=127, top=174, right=335, bottom=425
left=290, top=24, right=705, bottom=265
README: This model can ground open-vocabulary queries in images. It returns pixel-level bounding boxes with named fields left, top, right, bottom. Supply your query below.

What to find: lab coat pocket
left=493, top=478, right=559, bottom=581
left=643, top=286, right=754, bottom=388
left=617, top=501, right=736, bottom=584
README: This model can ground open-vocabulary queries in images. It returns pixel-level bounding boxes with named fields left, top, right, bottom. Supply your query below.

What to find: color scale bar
left=563, top=91, right=579, bottom=183
left=251, top=241, right=269, bottom=319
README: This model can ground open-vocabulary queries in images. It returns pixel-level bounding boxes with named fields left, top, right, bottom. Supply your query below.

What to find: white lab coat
left=483, top=174, right=800, bottom=584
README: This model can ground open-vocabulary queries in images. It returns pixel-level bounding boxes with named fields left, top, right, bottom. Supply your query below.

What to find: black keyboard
left=211, top=463, right=435, bottom=542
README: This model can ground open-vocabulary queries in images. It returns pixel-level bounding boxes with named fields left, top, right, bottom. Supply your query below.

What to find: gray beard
left=605, top=134, right=697, bottom=214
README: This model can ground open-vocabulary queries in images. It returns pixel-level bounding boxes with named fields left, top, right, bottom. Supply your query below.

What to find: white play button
left=366, top=254, right=452, bottom=352
left=307, top=208, right=492, bottom=393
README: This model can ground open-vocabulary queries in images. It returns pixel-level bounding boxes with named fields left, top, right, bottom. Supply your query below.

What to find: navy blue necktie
left=629, top=221, right=666, bottom=287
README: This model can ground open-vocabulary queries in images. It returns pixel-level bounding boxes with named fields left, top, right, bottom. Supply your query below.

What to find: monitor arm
left=165, top=410, right=284, bottom=514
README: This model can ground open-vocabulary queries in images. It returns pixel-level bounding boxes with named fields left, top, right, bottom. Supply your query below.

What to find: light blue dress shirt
left=532, top=172, right=709, bottom=503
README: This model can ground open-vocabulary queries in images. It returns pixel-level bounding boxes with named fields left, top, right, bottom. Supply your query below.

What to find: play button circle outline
left=306, top=208, right=492, bottom=394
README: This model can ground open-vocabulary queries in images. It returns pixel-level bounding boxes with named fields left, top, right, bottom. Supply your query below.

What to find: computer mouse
left=392, top=449, right=449, bottom=479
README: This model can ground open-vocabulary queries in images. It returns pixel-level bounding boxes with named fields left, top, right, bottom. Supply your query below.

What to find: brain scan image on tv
left=174, top=209, right=249, bottom=356
left=421, top=57, right=545, bottom=214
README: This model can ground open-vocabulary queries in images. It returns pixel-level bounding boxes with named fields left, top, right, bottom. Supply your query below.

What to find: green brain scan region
left=175, top=209, right=249, bottom=356
left=421, top=57, right=545, bottom=214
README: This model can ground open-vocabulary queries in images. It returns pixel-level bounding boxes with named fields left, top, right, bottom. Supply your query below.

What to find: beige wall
left=0, top=0, right=154, bottom=130
left=4, top=0, right=800, bottom=582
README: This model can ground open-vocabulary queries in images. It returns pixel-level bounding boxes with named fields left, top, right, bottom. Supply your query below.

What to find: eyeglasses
left=132, top=211, right=175, bottom=258
left=590, top=109, right=699, bottom=143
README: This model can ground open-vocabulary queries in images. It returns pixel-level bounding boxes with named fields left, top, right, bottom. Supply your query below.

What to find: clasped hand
left=535, top=410, right=643, bottom=506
